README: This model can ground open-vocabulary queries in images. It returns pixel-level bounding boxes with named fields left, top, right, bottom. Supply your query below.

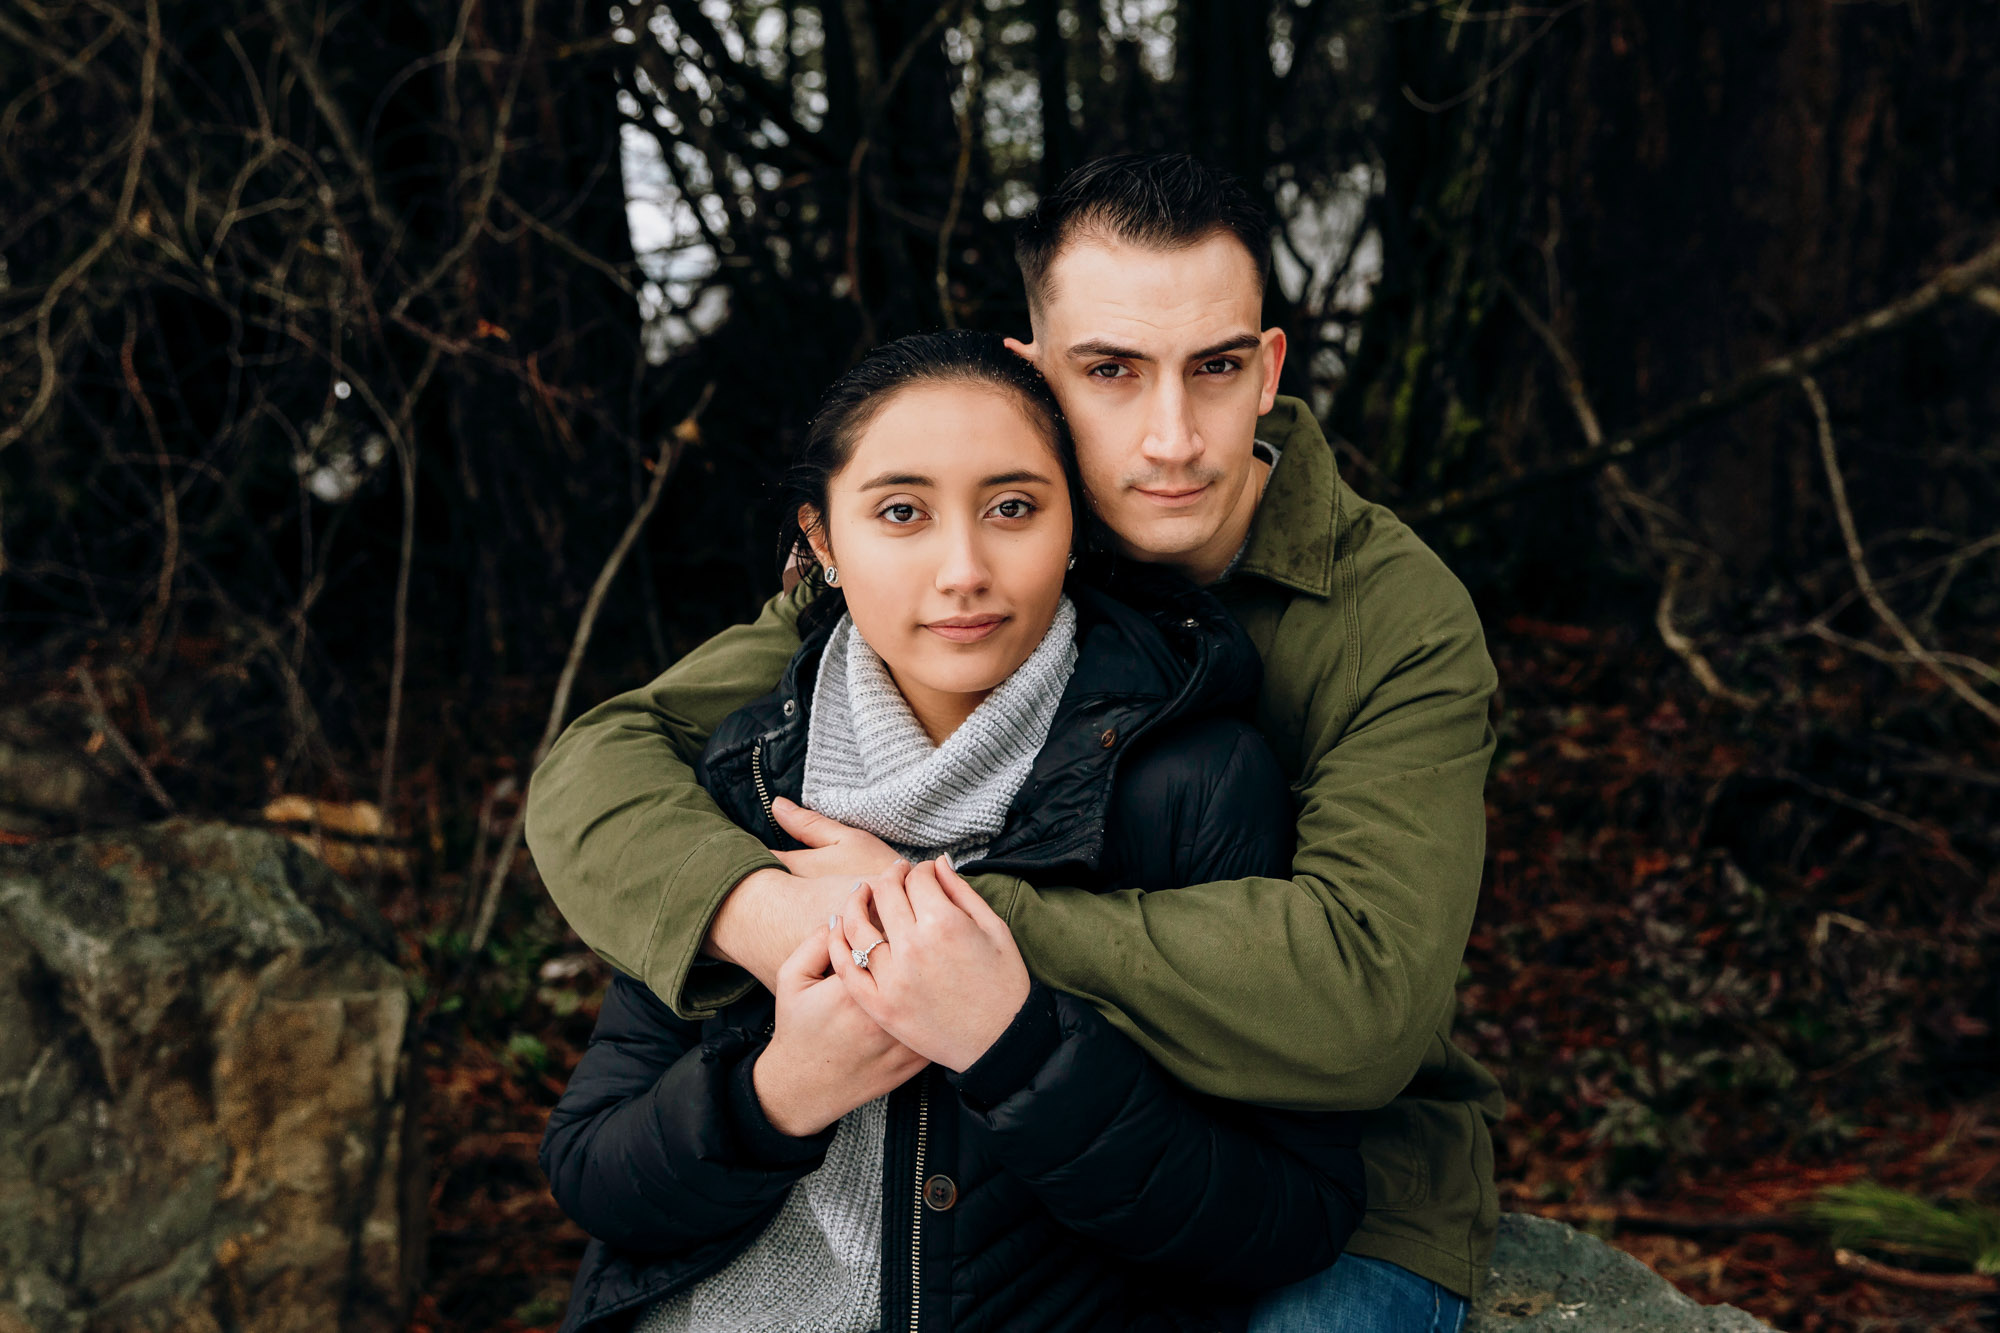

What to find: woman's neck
left=888, top=671, right=989, bottom=747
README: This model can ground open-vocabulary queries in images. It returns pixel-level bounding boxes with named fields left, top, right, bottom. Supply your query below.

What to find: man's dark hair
left=1014, top=154, right=1271, bottom=315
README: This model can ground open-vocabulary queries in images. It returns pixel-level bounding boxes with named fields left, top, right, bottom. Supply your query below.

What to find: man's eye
left=1087, top=363, right=1131, bottom=379
left=1198, top=358, right=1240, bottom=375
left=881, top=504, right=920, bottom=524
left=992, top=499, right=1035, bottom=520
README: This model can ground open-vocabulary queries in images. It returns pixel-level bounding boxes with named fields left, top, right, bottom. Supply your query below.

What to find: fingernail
left=828, top=914, right=838, bottom=931
left=774, top=796, right=794, bottom=810
left=893, top=858, right=910, bottom=869
left=937, top=851, right=954, bottom=872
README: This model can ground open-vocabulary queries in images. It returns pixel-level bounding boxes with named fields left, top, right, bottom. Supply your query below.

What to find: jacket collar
left=700, top=575, right=1261, bottom=879
left=1230, top=395, right=1342, bottom=599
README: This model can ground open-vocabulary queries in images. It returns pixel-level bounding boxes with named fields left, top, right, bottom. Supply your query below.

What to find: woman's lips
left=924, top=615, right=1007, bottom=643
left=1134, top=483, right=1210, bottom=509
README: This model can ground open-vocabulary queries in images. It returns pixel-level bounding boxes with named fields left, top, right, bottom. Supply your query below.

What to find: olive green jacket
left=524, top=397, right=1505, bottom=1297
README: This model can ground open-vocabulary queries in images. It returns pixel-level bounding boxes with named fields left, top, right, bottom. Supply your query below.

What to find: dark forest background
left=3, top=2, right=1998, bottom=1328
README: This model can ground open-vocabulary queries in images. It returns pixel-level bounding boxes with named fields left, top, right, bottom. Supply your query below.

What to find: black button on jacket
left=540, top=576, right=1367, bottom=1332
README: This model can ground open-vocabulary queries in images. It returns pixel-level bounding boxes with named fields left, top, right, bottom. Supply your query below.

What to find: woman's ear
left=799, top=504, right=833, bottom=570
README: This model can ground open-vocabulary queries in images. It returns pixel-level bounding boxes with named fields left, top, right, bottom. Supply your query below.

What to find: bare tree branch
left=1406, top=230, right=2000, bottom=522
left=1801, top=374, right=2000, bottom=730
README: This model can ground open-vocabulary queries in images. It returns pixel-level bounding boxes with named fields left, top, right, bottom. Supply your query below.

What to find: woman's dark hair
left=776, top=329, right=1093, bottom=635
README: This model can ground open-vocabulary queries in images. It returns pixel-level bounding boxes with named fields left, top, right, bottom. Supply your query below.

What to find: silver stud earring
left=1066, top=554, right=1076, bottom=570
left=823, top=566, right=840, bottom=587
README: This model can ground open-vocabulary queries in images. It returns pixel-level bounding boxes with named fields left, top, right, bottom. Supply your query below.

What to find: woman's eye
left=881, top=503, right=920, bottom=524
left=991, top=498, right=1035, bottom=520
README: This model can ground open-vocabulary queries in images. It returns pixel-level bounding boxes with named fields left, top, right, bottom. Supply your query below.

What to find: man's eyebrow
left=1065, top=338, right=1150, bottom=361
left=1189, top=333, right=1263, bottom=360
left=1063, top=332, right=1263, bottom=362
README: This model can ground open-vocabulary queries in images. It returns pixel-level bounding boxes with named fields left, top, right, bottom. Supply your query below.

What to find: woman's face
left=807, top=382, right=1074, bottom=730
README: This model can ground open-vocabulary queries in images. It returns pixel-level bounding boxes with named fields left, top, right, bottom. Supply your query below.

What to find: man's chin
left=1112, top=511, right=1226, bottom=563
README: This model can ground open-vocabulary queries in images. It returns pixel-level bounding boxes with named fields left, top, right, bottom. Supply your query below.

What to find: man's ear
left=1003, top=335, right=1040, bottom=367
left=1256, top=327, right=1289, bottom=415
left=799, top=505, right=834, bottom=570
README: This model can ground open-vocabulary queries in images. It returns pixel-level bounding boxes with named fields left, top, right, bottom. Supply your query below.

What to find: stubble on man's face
left=1009, top=232, right=1286, bottom=585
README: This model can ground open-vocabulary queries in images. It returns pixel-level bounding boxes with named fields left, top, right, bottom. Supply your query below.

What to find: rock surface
left=1472, top=1213, right=1771, bottom=1331
left=0, top=821, right=422, bottom=1333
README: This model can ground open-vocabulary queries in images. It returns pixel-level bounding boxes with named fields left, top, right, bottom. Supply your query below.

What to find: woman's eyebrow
left=856, top=471, right=932, bottom=489
left=982, top=470, right=1055, bottom=487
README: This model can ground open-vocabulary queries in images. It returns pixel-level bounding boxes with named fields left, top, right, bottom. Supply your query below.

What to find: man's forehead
left=1033, top=234, right=1263, bottom=349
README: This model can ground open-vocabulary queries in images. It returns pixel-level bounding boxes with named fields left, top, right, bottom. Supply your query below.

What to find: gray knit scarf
left=802, top=597, right=1079, bottom=863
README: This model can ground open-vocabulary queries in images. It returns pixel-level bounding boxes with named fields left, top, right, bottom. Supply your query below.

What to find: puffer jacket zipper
left=749, top=739, right=777, bottom=834
left=909, top=1072, right=931, bottom=1333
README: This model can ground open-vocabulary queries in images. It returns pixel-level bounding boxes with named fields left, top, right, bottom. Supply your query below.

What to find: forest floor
left=397, top=613, right=1999, bottom=1333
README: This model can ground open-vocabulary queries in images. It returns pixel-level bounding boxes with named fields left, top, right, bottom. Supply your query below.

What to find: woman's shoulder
left=1102, top=711, right=1295, bottom=888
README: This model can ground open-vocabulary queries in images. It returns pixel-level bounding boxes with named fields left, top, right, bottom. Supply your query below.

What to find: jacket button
left=782, top=699, right=796, bottom=717
left=1181, top=617, right=1200, bottom=629
left=922, top=1174, right=957, bottom=1211
left=1098, top=728, right=1116, bottom=749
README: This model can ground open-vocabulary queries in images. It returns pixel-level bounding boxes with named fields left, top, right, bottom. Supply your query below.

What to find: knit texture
left=802, top=597, right=1079, bottom=863
left=632, top=1094, right=888, bottom=1333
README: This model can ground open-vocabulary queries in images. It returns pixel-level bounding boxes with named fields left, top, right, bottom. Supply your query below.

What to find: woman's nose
left=934, top=526, right=991, bottom=595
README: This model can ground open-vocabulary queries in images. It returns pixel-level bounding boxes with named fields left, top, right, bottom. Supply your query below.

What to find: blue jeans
left=1245, top=1254, right=1469, bottom=1333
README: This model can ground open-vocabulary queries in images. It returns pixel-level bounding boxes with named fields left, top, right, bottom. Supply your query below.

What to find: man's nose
left=934, top=523, right=992, bottom=595
left=1139, top=375, right=1200, bottom=466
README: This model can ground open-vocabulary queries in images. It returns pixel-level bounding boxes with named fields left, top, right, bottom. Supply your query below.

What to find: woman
left=539, top=331, right=1365, bottom=1332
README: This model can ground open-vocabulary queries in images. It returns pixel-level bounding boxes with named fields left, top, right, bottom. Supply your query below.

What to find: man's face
left=1010, top=232, right=1285, bottom=582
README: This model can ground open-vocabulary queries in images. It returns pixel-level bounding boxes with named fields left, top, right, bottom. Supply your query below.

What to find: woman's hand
left=831, top=857, right=1031, bottom=1073
left=752, top=922, right=928, bottom=1137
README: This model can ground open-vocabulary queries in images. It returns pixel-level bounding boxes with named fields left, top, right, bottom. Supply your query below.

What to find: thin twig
left=935, top=0, right=979, bottom=328
left=0, top=0, right=159, bottom=454
left=466, top=384, right=715, bottom=956
left=1655, top=562, right=1759, bottom=708
left=75, top=665, right=176, bottom=813
left=1404, top=230, right=2000, bottom=522
left=1801, top=374, right=2000, bottom=730
left=1833, top=1249, right=1999, bottom=1296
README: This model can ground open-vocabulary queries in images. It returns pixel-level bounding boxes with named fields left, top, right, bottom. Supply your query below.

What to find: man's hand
left=770, top=798, right=901, bottom=880
left=752, top=925, right=928, bottom=1137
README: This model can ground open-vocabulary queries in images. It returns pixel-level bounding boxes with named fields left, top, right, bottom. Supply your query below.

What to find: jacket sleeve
left=539, top=976, right=832, bottom=1253
left=973, top=527, right=1497, bottom=1112
left=949, top=984, right=1365, bottom=1292
left=524, top=584, right=809, bottom=1018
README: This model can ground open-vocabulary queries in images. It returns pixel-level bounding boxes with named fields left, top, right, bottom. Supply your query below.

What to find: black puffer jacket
left=540, top=578, right=1366, bottom=1333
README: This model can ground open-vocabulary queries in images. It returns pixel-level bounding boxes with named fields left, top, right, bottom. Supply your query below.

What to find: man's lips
left=1133, top=482, right=1211, bottom=509
left=924, top=615, right=1007, bottom=643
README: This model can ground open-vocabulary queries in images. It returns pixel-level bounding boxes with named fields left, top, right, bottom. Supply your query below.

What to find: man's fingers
left=769, top=797, right=839, bottom=847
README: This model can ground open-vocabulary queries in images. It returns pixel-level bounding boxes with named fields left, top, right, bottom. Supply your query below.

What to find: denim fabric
left=1245, top=1253, right=1470, bottom=1333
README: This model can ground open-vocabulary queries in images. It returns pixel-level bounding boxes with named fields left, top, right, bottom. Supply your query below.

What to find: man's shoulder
left=1255, top=398, right=1481, bottom=639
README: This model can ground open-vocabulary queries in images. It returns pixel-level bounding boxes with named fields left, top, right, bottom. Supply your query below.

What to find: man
left=527, top=154, right=1503, bottom=1328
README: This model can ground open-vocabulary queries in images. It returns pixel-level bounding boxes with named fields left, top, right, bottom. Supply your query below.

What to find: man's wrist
left=703, top=867, right=797, bottom=982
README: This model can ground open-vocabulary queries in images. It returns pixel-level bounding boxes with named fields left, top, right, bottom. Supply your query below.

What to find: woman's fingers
left=933, top=856, right=1013, bottom=944
left=864, top=860, right=918, bottom=936
left=828, top=911, right=881, bottom=998
left=903, top=858, right=957, bottom=923
left=777, top=923, right=833, bottom=992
